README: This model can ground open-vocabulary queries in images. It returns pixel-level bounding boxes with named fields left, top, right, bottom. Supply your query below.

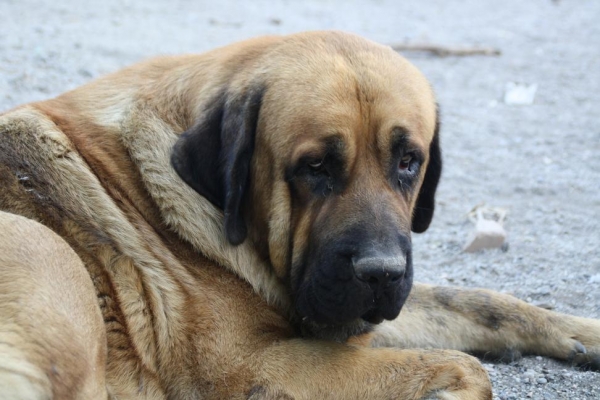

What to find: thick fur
left=0, top=31, right=598, bottom=400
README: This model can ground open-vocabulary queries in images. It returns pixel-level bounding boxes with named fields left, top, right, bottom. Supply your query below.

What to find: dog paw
left=567, top=340, right=600, bottom=371
left=419, top=351, right=492, bottom=400
left=548, top=315, right=600, bottom=371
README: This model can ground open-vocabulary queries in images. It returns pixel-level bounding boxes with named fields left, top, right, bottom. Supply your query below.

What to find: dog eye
left=399, top=154, right=412, bottom=171
left=308, top=160, right=324, bottom=170
left=397, top=152, right=421, bottom=184
left=307, top=159, right=329, bottom=176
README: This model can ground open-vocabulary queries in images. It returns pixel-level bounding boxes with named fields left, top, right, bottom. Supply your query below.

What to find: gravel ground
left=1, top=1, right=599, bottom=398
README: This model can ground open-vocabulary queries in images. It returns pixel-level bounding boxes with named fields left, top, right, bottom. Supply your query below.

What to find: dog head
left=171, top=31, right=441, bottom=340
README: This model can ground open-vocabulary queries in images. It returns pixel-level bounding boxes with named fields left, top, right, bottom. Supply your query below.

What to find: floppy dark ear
left=171, top=85, right=264, bottom=245
left=411, top=115, right=442, bottom=233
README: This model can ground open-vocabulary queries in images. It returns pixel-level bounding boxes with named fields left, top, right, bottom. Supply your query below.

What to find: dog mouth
left=295, top=298, right=398, bottom=342
left=360, top=309, right=385, bottom=324
left=295, top=292, right=401, bottom=342
left=298, top=314, right=374, bottom=342
left=294, top=272, right=411, bottom=339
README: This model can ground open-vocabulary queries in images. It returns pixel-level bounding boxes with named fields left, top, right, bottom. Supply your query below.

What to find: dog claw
left=568, top=342, right=587, bottom=362
left=574, top=341, right=587, bottom=354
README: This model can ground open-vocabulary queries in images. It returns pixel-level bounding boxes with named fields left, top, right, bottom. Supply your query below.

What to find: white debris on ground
left=504, top=82, right=538, bottom=105
left=463, top=205, right=508, bottom=253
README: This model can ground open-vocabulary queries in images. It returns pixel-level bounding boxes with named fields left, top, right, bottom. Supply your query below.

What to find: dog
left=0, top=31, right=598, bottom=400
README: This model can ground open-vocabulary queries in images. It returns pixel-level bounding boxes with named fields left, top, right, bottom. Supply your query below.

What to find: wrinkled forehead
left=260, top=46, right=437, bottom=162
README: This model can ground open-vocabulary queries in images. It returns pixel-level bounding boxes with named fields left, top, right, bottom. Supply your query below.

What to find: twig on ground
left=390, top=43, right=501, bottom=57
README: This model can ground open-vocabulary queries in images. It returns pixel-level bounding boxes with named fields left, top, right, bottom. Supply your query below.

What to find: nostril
left=356, top=268, right=404, bottom=289
left=389, top=273, right=403, bottom=283
left=384, top=269, right=404, bottom=285
left=367, top=276, right=379, bottom=285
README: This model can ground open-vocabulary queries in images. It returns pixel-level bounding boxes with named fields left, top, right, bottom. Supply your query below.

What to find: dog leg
left=247, top=339, right=491, bottom=400
left=372, top=283, right=600, bottom=369
left=0, top=211, right=109, bottom=399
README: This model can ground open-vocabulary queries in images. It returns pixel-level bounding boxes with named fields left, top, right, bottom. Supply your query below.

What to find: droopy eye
left=308, top=160, right=324, bottom=170
left=399, top=154, right=412, bottom=171
left=308, top=159, right=329, bottom=176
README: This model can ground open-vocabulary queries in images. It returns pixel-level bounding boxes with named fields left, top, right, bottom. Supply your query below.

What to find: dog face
left=172, top=32, right=441, bottom=339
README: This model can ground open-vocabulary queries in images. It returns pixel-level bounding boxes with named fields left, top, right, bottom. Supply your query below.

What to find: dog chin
left=298, top=316, right=374, bottom=343
left=293, top=286, right=403, bottom=341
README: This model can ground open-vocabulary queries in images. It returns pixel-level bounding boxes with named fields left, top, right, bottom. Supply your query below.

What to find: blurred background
left=1, top=1, right=599, bottom=398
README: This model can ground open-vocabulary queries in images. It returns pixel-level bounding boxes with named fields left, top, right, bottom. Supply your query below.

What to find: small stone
left=537, top=378, right=548, bottom=384
left=534, top=302, right=555, bottom=310
left=484, top=364, right=495, bottom=372
left=588, top=274, right=600, bottom=284
left=78, top=68, right=93, bottom=78
left=523, top=369, right=537, bottom=379
left=534, top=286, right=552, bottom=295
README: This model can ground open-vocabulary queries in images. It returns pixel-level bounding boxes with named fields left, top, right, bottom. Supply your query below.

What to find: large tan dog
left=0, top=31, right=599, bottom=399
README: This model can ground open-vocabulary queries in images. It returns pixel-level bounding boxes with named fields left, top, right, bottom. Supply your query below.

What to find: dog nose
left=354, top=256, right=406, bottom=295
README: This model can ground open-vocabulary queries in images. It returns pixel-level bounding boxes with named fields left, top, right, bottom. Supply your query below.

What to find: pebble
left=588, top=274, right=600, bottom=284
left=523, top=369, right=537, bottom=380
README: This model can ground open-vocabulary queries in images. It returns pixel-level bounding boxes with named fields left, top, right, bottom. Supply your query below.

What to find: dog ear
left=411, top=113, right=442, bottom=233
left=171, top=85, right=264, bottom=245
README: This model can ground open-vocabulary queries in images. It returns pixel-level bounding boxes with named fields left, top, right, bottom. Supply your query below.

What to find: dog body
left=0, top=31, right=598, bottom=399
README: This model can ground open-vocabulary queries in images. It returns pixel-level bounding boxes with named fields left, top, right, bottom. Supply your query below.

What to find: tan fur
left=0, top=211, right=108, bottom=399
left=0, top=31, right=598, bottom=399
